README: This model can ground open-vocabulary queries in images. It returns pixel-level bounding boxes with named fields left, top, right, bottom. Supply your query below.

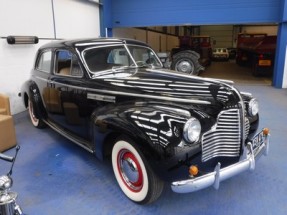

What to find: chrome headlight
left=183, top=118, right=201, bottom=143
left=248, top=98, right=259, bottom=116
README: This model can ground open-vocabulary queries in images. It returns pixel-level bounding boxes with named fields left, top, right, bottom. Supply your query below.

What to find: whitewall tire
left=112, top=138, right=164, bottom=204
left=28, top=99, right=45, bottom=128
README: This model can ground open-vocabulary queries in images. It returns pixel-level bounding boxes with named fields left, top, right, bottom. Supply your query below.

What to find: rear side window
left=36, top=51, right=52, bottom=73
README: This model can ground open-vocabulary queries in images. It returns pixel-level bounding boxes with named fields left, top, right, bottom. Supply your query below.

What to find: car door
left=47, top=49, right=90, bottom=140
left=33, top=49, right=53, bottom=113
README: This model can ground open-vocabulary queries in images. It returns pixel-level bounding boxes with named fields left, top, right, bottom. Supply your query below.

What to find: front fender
left=94, top=104, right=187, bottom=154
left=91, top=103, right=204, bottom=180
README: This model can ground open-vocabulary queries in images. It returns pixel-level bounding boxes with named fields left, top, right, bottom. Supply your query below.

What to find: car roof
left=40, top=37, right=149, bottom=50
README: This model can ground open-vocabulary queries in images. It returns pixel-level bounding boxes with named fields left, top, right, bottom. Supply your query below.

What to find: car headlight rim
left=248, top=98, right=259, bottom=116
left=183, top=117, right=201, bottom=143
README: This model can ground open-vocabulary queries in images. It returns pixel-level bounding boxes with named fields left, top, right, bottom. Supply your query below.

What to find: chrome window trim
left=35, top=49, right=53, bottom=74
left=80, top=44, right=163, bottom=78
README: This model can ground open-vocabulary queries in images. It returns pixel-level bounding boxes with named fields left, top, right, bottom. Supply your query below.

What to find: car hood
left=89, top=67, right=240, bottom=106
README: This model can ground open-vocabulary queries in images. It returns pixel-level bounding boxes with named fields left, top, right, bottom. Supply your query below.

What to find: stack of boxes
left=0, top=93, right=17, bottom=152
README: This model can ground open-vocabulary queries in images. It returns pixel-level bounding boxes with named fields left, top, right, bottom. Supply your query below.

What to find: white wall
left=201, top=25, right=234, bottom=48
left=53, top=0, right=100, bottom=38
left=0, top=0, right=100, bottom=114
left=113, top=28, right=179, bottom=52
left=112, top=28, right=147, bottom=43
left=241, top=25, right=278, bottom=36
left=0, top=40, right=51, bottom=114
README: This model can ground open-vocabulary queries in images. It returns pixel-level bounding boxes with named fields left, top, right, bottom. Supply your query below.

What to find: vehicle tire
left=171, top=51, right=201, bottom=75
left=111, top=138, right=164, bottom=204
left=28, top=99, right=46, bottom=128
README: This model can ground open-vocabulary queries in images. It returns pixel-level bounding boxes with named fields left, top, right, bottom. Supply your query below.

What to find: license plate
left=252, top=130, right=265, bottom=150
left=259, top=60, right=271, bottom=66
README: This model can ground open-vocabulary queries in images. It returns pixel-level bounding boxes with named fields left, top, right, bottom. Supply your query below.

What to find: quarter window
left=36, top=51, right=52, bottom=73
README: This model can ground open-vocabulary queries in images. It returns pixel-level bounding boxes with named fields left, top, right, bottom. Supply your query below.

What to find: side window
left=55, top=50, right=83, bottom=77
left=36, top=51, right=52, bottom=73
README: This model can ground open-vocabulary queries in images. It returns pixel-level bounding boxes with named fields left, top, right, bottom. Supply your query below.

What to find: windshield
left=126, top=45, right=162, bottom=68
left=83, top=44, right=162, bottom=73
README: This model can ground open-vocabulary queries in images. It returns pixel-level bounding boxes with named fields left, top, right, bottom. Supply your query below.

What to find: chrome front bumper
left=171, top=133, right=270, bottom=193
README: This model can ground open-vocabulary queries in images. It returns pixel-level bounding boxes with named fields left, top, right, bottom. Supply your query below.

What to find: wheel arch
left=93, top=117, right=159, bottom=163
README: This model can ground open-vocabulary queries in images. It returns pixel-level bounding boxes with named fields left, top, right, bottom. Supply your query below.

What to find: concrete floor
left=200, top=60, right=273, bottom=86
left=1, top=61, right=287, bottom=215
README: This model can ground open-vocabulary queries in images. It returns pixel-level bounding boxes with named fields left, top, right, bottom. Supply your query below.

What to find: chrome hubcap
left=176, top=61, right=194, bottom=73
left=122, top=157, right=139, bottom=183
left=118, top=149, right=143, bottom=192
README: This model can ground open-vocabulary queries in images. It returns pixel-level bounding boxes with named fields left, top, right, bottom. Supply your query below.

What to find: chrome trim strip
left=87, top=93, right=116, bottom=103
left=90, top=89, right=211, bottom=104
left=35, top=76, right=48, bottom=82
left=171, top=133, right=270, bottom=193
left=146, top=69, right=234, bottom=85
left=36, top=78, right=211, bottom=105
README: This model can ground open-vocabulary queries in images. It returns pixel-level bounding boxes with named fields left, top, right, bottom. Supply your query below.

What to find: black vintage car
left=20, top=38, right=270, bottom=204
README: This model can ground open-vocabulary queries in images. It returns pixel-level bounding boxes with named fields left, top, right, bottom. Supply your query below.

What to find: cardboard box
left=0, top=115, right=17, bottom=152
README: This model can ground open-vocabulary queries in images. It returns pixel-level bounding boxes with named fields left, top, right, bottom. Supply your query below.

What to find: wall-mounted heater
left=6, top=36, right=39, bottom=45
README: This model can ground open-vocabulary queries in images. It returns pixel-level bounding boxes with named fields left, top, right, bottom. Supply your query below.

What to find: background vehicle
left=170, top=35, right=212, bottom=75
left=236, top=33, right=277, bottom=76
left=227, top=47, right=237, bottom=59
left=212, top=48, right=229, bottom=61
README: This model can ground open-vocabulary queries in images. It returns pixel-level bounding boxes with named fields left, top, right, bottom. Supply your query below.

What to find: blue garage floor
left=2, top=84, right=287, bottom=215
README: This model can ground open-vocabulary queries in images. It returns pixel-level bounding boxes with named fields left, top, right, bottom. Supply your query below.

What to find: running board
left=44, top=119, right=94, bottom=154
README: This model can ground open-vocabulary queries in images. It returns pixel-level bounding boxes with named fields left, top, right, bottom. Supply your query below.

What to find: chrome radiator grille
left=201, top=109, right=242, bottom=162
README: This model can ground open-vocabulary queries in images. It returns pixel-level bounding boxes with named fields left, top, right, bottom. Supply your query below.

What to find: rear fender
left=22, top=80, right=47, bottom=119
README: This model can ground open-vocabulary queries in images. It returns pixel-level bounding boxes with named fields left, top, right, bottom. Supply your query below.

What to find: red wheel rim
left=117, top=149, right=143, bottom=192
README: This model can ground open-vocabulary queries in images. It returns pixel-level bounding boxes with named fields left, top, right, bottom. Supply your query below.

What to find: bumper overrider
left=171, top=128, right=270, bottom=193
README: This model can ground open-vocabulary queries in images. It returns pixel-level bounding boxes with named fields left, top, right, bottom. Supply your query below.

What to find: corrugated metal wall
left=109, top=0, right=281, bottom=28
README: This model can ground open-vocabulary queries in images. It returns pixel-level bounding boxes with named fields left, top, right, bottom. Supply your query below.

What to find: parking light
left=189, top=165, right=199, bottom=177
left=263, top=128, right=270, bottom=135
